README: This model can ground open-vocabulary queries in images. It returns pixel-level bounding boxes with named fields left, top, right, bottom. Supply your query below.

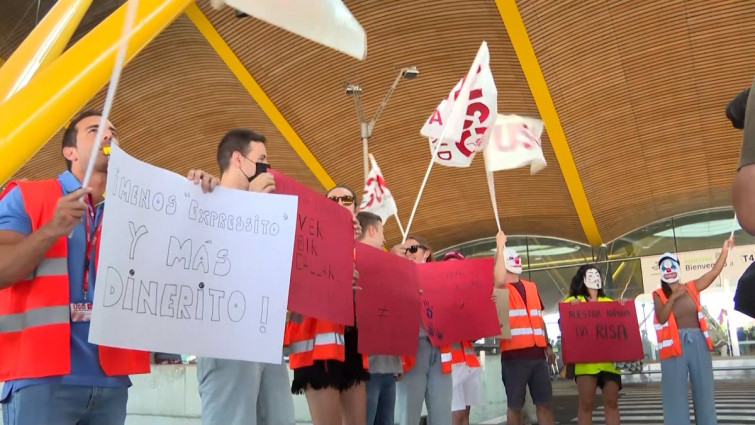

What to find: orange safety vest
left=653, top=281, right=713, bottom=360
left=450, top=341, right=480, bottom=368
left=499, top=280, right=547, bottom=351
left=400, top=344, right=453, bottom=374
left=0, top=179, right=150, bottom=382
left=285, top=317, right=368, bottom=370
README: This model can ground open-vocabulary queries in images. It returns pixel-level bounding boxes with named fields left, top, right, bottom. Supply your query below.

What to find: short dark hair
left=217, top=128, right=266, bottom=174
left=357, top=211, right=382, bottom=234
left=62, top=110, right=102, bottom=170
left=726, top=87, right=750, bottom=130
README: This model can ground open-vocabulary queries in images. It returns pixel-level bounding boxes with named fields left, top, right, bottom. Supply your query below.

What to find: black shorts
left=291, top=326, right=369, bottom=394
left=501, top=358, right=553, bottom=409
left=575, top=371, right=622, bottom=390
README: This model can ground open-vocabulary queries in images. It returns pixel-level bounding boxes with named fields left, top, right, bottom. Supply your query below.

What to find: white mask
left=504, top=248, right=522, bottom=275
left=583, top=269, right=602, bottom=290
left=659, top=257, right=680, bottom=284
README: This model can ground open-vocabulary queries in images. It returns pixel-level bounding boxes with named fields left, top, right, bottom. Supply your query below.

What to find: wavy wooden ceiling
left=1, top=0, right=752, bottom=251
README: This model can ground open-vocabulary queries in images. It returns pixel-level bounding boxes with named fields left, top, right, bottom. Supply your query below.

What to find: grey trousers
left=395, top=337, right=452, bottom=425
left=197, top=357, right=295, bottom=425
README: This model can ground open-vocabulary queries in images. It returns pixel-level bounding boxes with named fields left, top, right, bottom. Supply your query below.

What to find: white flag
left=484, top=114, right=547, bottom=174
left=420, top=41, right=498, bottom=167
left=359, top=154, right=398, bottom=223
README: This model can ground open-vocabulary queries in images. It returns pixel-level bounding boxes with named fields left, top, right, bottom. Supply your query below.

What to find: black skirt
left=291, top=326, right=370, bottom=394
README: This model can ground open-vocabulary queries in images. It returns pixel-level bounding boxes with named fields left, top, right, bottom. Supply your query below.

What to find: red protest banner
left=355, top=243, right=420, bottom=356
left=559, top=301, right=643, bottom=364
left=417, top=258, right=500, bottom=346
left=272, top=170, right=355, bottom=325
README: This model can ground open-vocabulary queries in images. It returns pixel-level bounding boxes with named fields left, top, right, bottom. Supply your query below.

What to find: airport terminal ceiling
left=1, top=0, right=753, bottom=250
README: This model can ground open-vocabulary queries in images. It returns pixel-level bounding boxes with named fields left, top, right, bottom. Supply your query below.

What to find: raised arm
left=694, top=238, right=734, bottom=292
left=493, top=231, right=507, bottom=287
left=0, top=187, right=88, bottom=289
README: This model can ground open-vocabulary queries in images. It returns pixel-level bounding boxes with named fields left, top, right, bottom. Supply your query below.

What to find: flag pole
left=393, top=212, right=406, bottom=240
left=486, top=171, right=502, bottom=232
left=402, top=134, right=447, bottom=243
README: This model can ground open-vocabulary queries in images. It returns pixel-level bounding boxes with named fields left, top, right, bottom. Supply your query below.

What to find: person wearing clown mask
left=653, top=237, right=734, bottom=425
left=493, top=231, right=555, bottom=425
left=563, top=265, right=622, bottom=425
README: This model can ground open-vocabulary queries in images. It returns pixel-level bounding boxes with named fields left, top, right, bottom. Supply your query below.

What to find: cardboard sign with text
left=493, top=288, right=511, bottom=339
left=355, top=243, right=420, bottom=356
left=272, top=170, right=355, bottom=325
left=417, top=258, right=500, bottom=346
left=559, top=301, right=643, bottom=364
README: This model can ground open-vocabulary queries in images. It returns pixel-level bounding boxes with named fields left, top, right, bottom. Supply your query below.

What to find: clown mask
left=504, top=248, right=522, bottom=275
left=659, top=253, right=680, bottom=284
left=584, top=268, right=602, bottom=290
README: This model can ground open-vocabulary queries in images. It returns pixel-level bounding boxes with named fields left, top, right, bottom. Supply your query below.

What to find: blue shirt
left=0, top=171, right=130, bottom=401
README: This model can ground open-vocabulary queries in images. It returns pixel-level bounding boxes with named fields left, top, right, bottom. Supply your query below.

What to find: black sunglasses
left=405, top=245, right=427, bottom=254
left=328, top=195, right=355, bottom=206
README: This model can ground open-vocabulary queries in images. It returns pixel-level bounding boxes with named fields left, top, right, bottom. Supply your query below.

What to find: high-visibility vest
left=653, top=281, right=713, bottom=360
left=400, top=344, right=453, bottom=374
left=285, top=317, right=368, bottom=370
left=0, top=179, right=150, bottom=382
left=450, top=341, right=480, bottom=368
left=499, top=280, right=547, bottom=351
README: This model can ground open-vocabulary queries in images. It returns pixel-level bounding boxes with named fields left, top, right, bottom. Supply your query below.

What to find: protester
left=563, top=265, right=621, bottom=425
left=196, top=128, right=295, bottom=425
left=442, top=251, right=483, bottom=425
left=285, top=185, right=369, bottom=425
left=392, top=235, right=453, bottom=425
left=0, top=110, right=217, bottom=425
left=357, top=211, right=402, bottom=425
left=653, top=237, right=734, bottom=425
left=729, top=81, right=755, bottom=234
left=493, top=231, right=555, bottom=425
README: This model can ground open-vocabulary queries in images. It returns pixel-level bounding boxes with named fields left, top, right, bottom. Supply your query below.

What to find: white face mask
left=659, top=258, right=680, bottom=284
left=504, top=248, right=522, bottom=275
left=583, top=269, right=602, bottom=290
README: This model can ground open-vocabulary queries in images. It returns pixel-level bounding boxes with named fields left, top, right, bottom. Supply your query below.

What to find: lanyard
left=82, top=194, right=103, bottom=300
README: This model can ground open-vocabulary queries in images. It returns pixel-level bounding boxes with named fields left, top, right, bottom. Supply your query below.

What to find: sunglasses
left=328, top=195, right=355, bottom=206
left=405, top=245, right=428, bottom=254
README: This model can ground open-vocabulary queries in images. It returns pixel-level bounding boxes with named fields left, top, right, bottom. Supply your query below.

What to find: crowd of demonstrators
left=0, top=111, right=741, bottom=425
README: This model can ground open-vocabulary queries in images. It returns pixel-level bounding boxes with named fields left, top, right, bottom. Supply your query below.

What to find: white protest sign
left=89, top=145, right=298, bottom=364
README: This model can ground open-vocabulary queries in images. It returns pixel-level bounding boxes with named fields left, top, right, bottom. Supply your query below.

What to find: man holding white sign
left=0, top=110, right=218, bottom=425
left=195, top=129, right=296, bottom=425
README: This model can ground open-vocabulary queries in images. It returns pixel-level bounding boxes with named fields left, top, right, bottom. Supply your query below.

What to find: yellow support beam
left=0, top=0, right=193, bottom=184
left=0, top=0, right=93, bottom=105
left=185, top=3, right=336, bottom=190
left=494, top=0, right=603, bottom=246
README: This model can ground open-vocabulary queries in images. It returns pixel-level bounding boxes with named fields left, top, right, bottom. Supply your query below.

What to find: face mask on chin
left=583, top=269, right=602, bottom=290
left=504, top=248, right=522, bottom=275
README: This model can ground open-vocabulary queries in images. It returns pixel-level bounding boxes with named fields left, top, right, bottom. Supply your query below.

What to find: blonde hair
left=210, top=0, right=225, bottom=9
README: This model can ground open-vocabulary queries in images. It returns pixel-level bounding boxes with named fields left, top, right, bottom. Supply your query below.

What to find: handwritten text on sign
left=355, top=243, right=420, bottom=356
left=271, top=170, right=355, bottom=325
left=417, top=258, right=500, bottom=346
left=90, top=145, right=297, bottom=363
left=558, top=301, right=643, bottom=364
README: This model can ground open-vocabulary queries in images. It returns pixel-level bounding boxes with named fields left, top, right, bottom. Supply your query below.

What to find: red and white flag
left=484, top=114, right=547, bottom=174
left=420, top=41, right=498, bottom=168
left=359, top=154, right=402, bottom=229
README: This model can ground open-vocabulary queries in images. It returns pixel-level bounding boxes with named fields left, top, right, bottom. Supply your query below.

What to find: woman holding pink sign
left=563, top=265, right=621, bottom=425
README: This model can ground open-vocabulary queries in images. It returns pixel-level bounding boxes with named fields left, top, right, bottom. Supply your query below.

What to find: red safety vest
left=653, top=281, right=713, bottom=360
left=0, top=179, right=150, bottom=381
left=401, top=344, right=453, bottom=374
left=450, top=341, right=480, bottom=368
left=285, top=317, right=368, bottom=370
left=499, top=280, right=547, bottom=352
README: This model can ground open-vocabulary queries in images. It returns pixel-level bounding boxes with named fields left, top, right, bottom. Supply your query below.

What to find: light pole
left=345, top=66, right=419, bottom=181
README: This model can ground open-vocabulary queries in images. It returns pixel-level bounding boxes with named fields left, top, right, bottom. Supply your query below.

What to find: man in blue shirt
left=0, top=110, right=218, bottom=425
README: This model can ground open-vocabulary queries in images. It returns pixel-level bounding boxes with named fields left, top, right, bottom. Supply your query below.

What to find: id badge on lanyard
left=71, top=195, right=100, bottom=323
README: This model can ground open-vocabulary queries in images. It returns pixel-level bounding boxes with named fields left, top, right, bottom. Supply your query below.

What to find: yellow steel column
left=0, top=0, right=94, bottom=105
left=0, top=0, right=193, bottom=184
